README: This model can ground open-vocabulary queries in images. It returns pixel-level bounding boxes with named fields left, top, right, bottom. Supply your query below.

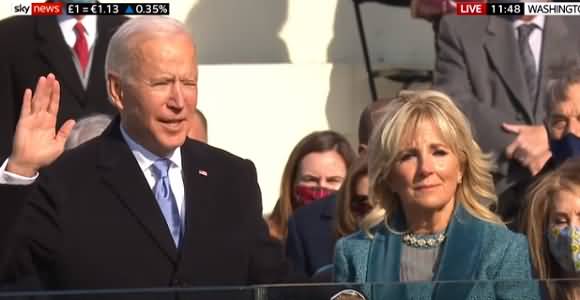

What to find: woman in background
left=523, top=158, right=580, bottom=300
left=336, top=155, right=372, bottom=239
left=286, top=155, right=372, bottom=279
left=267, top=130, right=355, bottom=241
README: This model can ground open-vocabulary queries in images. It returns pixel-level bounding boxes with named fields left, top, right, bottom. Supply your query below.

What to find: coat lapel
left=367, top=216, right=406, bottom=299
left=35, top=17, right=85, bottom=104
left=97, top=119, right=178, bottom=263
left=484, top=16, right=534, bottom=123
left=432, top=205, right=485, bottom=300
left=367, top=206, right=487, bottom=299
left=175, top=139, right=213, bottom=273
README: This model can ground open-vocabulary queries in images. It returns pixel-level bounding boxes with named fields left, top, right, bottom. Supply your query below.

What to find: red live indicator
left=456, top=2, right=487, bottom=15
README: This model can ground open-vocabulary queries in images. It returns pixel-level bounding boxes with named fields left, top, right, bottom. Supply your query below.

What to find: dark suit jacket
left=286, top=195, right=336, bottom=277
left=433, top=15, right=580, bottom=216
left=0, top=15, right=127, bottom=160
left=0, top=120, right=301, bottom=290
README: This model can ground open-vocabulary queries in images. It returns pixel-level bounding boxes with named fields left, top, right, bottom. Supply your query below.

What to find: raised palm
left=7, top=74, right=76, bottom=177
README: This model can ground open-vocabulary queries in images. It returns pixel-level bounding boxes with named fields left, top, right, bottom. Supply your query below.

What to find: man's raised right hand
left=6, top=74, right=76, bottom=177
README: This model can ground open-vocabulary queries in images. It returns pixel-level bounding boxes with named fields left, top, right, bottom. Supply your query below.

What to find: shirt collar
left=57, top=14, right=98, bottom=48
left=513, top=15, right=545, bottom=32
left=119, top=124, right=182, bottom=173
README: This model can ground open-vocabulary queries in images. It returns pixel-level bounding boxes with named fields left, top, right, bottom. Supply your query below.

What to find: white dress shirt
left=58, top=14, right=97, bottom=50
left=513, top=15, right=545, bottom=73
left=0, top=159, right=38, bottom=185
left=57, top=15, right=98, bottom=86
left=120, top=126, right=186, bottom=223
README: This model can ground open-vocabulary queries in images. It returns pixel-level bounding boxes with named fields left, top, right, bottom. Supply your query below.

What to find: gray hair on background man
left=65, top=114, right=114, bottom=150
left=545, top=59, right=580, bottom=114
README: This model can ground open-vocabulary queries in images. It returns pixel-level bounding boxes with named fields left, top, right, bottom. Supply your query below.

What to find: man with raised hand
left=0, top=16, right=299, bottom=290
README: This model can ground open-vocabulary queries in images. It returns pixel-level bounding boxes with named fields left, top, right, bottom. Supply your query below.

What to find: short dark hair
left=358, top=98, right=392, bottom=147
left=546, top=59, right=580, bottom=114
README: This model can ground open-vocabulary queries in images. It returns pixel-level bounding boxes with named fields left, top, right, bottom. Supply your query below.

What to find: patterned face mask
left=294, top=185, right=336, bottom=207
left=546, top=225, right=580, bottom=273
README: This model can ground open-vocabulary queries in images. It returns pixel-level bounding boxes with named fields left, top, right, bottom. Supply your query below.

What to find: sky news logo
left=13, top=2, right=63, bottom=16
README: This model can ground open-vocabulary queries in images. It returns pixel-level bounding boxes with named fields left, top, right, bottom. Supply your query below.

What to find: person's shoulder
left=0, top=15, right=34, bottom=29
left=335, top=229, right=373, bottom=264
left=182, top=139, right=253, bottom=170
left=36, top=135, right=103, bottom=186
left=479, top=220, right=528, bottom=255
left=0, top=16, right=35, bottom=44
left=439, top=14, right=491, bottom=38
left=48, top=135, right=102, bottom=169
left=337, top=229, right=372, bottom=249
left=558, top=15, right=580, bottom=29
left=475, top=221, right=533, bottom=280
left=440, top=14, right=490, bottom=27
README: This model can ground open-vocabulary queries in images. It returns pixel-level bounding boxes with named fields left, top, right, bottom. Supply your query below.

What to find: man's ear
left=107, top=73, right=124, bottom=111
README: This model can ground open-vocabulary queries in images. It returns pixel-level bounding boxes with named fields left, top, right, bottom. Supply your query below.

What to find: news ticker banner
left=13, top=2, right=169, bottom=16
left=457, top=2, right=580, bottom=16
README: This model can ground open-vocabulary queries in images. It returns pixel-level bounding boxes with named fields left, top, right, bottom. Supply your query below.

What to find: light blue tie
left=152, top=159, right=182, bottom=247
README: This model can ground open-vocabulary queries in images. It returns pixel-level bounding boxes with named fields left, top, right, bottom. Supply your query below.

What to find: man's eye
left=552, top=120, right=567, bottom=130
left=182, top=80, right=197, bottom=87
left=151, top=80, right=171, bottom=86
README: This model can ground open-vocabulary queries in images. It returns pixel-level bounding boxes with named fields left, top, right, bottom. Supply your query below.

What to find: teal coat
left=334, top=206, right=540, bottom=300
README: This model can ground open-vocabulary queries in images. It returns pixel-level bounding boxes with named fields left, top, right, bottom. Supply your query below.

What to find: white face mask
left=547, top=225, right=580, bottom=273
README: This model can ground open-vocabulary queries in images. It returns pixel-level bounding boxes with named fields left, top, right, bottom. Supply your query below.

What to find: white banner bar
left=525, top=2, right=580, bottom=15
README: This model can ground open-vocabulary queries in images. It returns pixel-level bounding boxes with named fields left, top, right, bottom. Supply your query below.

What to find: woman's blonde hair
left=522, top=158, right=580, bottom=300
left=361, top=90, right=501, bottom=234
left=336, top=155, right=370, bottom=238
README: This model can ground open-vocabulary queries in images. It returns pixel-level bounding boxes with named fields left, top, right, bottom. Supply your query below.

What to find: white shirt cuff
left=0, top=158, right=38, bottom=185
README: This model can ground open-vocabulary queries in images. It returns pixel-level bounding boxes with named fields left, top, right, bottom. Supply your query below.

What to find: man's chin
left=152, top=134, right=187, bottom=156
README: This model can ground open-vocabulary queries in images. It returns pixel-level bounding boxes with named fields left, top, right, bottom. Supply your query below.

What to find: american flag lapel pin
left=198, top=169, right=208, bottom=176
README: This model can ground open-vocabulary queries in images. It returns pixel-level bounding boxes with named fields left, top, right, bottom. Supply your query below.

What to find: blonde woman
left=523, top=158, right=580, bottom=300
left=333, top=90, right=536, bottom=299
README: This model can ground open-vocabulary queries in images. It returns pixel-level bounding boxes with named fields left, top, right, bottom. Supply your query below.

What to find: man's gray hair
left=65, top=113, right=114, bottom=150
left=545, top=59, right=580, bottom=114
left=105, top=16, right=190, bottom=80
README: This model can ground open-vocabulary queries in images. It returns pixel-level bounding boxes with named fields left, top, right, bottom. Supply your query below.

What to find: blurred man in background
left=0, top=0, right=127, bottom=159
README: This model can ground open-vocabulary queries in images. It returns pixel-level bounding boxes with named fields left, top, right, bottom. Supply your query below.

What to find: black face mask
left=549, top=133, right=580, bottom=167
left=350, top=195, right=372, bottom=218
